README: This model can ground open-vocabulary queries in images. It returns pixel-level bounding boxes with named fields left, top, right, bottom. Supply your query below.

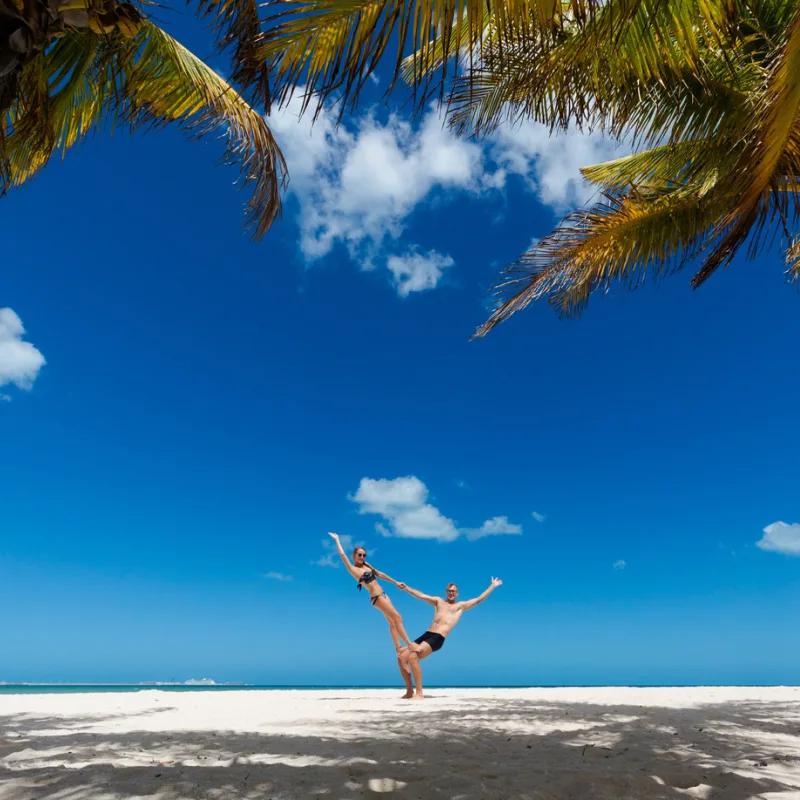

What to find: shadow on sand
left=1, top=695, right=799, bottom=799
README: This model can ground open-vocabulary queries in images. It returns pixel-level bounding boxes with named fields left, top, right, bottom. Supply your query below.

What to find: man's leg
left=398, top=656, right=414, bottom=699
left=398, top=641, right=433, bottom=700
left=407, top=652, right=424, bottom=700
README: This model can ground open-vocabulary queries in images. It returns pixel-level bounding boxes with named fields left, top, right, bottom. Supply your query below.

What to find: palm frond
left=256, top=0, right=621, bottom=118
left=691, top=4, right=800, bottom=287
left=125, top=20, right=287, bottom=236
left=785, top=235, right=800, bottom=282
left=580, top=138, right=740, bottom=195
left=2, top=19, right=287, bottom=238
left=445, top=0, right=758, bottom=138
left=195, top=0, right=268, bottom=105
left=473, top=188, right=725, bottom=336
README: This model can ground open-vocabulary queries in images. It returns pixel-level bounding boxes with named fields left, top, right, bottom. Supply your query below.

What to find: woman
left=328, top=532, right=417, bottom=653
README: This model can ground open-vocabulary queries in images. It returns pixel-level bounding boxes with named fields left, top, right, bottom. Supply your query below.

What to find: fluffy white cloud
left=532, top=511, right=546, bottom=523
left=489, top=121, right=624, bottom=209
left=465, top=516, right=522, bottom=541
left=386, top=250, right=454, bottom=296
left=757, top=522, right=800, bottom=556
left=613, top=560, right=627, bottom=570
left=268, top=102, right=481, bottom=272
left=0, top=308, right=46, bottom=392
left=351, top=476, right=521, bottom=543
left=264, top=571, right=293, bottom=581
left=268, top=99, right=623, bottom=295
left=353, top=476, right=459, bottom=542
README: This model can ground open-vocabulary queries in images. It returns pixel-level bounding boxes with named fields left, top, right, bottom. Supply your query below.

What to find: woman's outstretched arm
left=368, top=564, right=404, bottom=588
left=328, top=532, right=361, bottom=580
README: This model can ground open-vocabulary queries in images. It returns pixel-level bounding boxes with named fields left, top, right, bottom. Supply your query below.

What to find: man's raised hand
left=491, top=577, right=503, bottom=588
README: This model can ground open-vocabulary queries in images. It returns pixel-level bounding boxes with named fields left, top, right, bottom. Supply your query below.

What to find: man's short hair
left=446, top=582, right=458, bottom=590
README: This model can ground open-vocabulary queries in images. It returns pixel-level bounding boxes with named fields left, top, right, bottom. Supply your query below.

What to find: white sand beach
left=1, top=687, right=799, bottom=799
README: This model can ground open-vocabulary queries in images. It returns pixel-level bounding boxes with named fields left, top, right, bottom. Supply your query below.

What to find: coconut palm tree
left=252, top=0, right=800, bottom=331
left=1, top=0, right=286, bottom=237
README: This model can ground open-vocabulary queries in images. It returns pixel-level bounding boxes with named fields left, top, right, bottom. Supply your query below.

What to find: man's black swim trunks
left=414, top=630, right=445, bottom=652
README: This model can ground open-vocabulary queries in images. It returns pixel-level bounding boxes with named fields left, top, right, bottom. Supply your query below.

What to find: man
left=395, top=577, right=503, bottom=700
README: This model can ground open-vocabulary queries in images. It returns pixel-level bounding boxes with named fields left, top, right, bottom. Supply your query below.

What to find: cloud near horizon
left=0, top=308, right=46, bottom=394
left=267, top=98, right=623, bottom=297
left=351, top=476, right=522, bottom=543
left=757, top=522, right=800, bottom=556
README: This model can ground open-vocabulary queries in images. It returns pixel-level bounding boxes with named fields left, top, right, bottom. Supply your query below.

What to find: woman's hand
left=328, top=532, right=339, bottom=540
left=397, top=582, right=406, bottom=590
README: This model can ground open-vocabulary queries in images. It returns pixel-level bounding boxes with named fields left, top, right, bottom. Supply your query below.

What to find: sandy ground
left=1, top=687, right=800, bottom=799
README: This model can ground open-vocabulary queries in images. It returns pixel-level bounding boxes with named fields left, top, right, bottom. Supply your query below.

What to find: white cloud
left=264, top=571, right=293, bottom=581
left=0, top=308, right=46, bottom=391
left=315, top=534, right=355, bottom=567
left=454, top=479, right=470, bottom=490
left=268, top=98, right=623, bottom=295
left=268, top=101, right=480, bottom=276
left=613, top=560, right=627, bottom=570
left=353, top=476, right=459, bottom=542
left=351, top=476, right=522, bottom=543
left=757, top=522, right=800, bottom=556
left=489, top=121, right=624, bottom=209
left=532, top=511, right=546, bottom=523
left=0, top=393, right=10, bottom=402
left=465, top=516, right=523, bottom=541
left=386, top=249, right=454, bottom=296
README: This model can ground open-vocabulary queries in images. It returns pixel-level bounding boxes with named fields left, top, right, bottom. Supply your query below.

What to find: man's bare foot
left=409, top=694, right=424, bottom=701
left=400, top=690, right=414, bottom=699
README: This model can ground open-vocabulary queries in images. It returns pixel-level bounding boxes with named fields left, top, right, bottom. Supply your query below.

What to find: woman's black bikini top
left=357, top=571, right=377, bottom=591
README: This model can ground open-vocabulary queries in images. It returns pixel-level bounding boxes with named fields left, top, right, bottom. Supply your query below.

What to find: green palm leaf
left=2, top=18, right=287, bottom=238
left=256, top=0, right=626, bottom=117
left=473, top=187, right=727, bottom=335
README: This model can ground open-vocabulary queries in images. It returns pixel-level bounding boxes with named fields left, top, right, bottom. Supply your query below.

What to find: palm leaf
left=195, top=0, right=268, bottom=105
left=691, top=4, right=800, bottom=286
left=256, top=0, right=624, bottom=118
left=785, top=235, right=800, bottom=282
left=473, top=187, right=727, bottom=336
left=2, top=19, right=287, bottom=238
left=444, top=0, right=756, bottom=138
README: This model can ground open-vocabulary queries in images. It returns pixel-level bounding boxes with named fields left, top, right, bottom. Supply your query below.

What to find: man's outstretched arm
left=460, top=577, right=503, bottom=611
left=401, top=583, right=440, bottom=606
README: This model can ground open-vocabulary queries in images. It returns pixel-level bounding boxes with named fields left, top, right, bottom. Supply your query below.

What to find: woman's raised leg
left=374, top=595, right=418, bottom=651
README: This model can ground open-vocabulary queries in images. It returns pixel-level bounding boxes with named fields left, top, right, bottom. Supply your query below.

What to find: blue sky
left=1, top=17, right=799, bottom=687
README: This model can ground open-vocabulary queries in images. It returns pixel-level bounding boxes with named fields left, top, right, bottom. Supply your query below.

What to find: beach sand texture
left=1, top=687, right=800, bottom=799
